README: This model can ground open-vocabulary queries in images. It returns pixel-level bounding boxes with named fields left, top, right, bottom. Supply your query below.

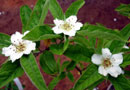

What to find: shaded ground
left=0, top=0, right=130, bottom=90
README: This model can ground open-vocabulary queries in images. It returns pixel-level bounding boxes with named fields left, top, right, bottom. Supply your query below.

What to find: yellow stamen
left=102, top=59, right=112, bottom=68
left=60, top=22, right=73, bottom=31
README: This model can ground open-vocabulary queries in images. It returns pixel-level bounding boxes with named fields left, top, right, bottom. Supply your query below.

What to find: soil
left=0, top=0, right=130, bottom=90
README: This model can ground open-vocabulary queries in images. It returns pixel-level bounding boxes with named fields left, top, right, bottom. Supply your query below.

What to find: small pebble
left=113, top=18, right=117, bottom=22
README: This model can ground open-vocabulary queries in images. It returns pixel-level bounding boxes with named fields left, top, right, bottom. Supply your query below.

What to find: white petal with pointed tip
left=23, top=40, right=36, bottom=54
left=98, top=66, right=108, bottom=76
left=102, top=48, right=112, bottom=59
left=107, top=66, right=123, bottom=78
left=110, top=53, right=123, bottom=66
left=66, top=16, right=77, bottom=23
left=2, top=45, right=16, bottom=56
left=11, top=32, right=23, bottom=45
left=91, top=54, right=103, bottom=65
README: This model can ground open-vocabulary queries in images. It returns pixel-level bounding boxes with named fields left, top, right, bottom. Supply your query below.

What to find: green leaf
left=48, top=72, right=66, bottom=90
left=88, top=37, right=97, bottom=49
left=0, top=61, right=24, bottom=88
left=20, top=53, right=48, bottom=90
left=64, top=44, right=93, bottom=62
left=109, top=40, right=124, bottom=53
left=120, top=54, right=130, bottom=68
left=38, top=0, right=50, bottom=25
left=49, top=0, right=64, bottom=19
left=120, top=24, right=130, bottom=40
left=50, top=38, right=69, bottom=55
left=78, top=24, right=124, bottom=41
left=72, top=35, right=90, bottom=48
left=0, top=33, right=11, bottom=48
left=67, top=72, right=74, bottom=82
left=40, top=51, right=58, bottom=74
left=87, top=78, right=104, bottom=90
left=73, top=64, right=102, bottom=90
left=115, top=4, right=130, bottom=18
left=109, top=75, right=130, bottom=90
left=95, top=39, right=104, bottom=54
left=23, top=25, right=61, bottom=41
left=65, top=0, right=85, bottom=18
left=25, top=0, right=49, bottom=30
left=109, top=24, right=130, bottom=53
left=66, top=61, right=77, bottom=71
left=20, top=5, right=32, bottom=33
left=50, top=43, right=64, bottom=55
left=61, top=61, right=70, bottom=72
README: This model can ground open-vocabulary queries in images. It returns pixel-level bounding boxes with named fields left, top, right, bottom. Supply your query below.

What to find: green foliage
left=0, top=61, right=24, bottom=88
left=20, top=5, right=32, bottom=33
left=109, top=24, right=130, bottom=53
left=0, top=33, right=11, bottom=48
left=121, top=54, right=130, bottom=68
left=120, top=24, right=130, bottom=40
left=61, top=61, right=70, bottom=72
left=64, top=44, right=93, bottom=62
left=48, top=72, right=66, bottom=90
left=1, top=81, right=20, bottom=90
left=65, top=0, right=85, bottom=18
left=73, top=64, right=103, bottom=90
left=87, top=78, right=104, bottom=90
left=23, top=25, right=61, bottom=41
left=109, top=75, right=130, bottom=90
left=66, top=61, right=77, bottom=71
left=115, top=4, right=130, bottom=18
left=49, top=0, right=64, bottom=19
left=67, top=72, right=74, bottom=82
left=20, top=53, right=48, bottom=90
left=40, top=51, right=58, bottom=74
left=72, top=35, right=90, bottom=48
left=50, top=37, right=69, bottom=55
left=22, top=0, right=49, bottom=30
left=1, top=0, right=130, bottom=89
left=78, top=24, right=124, bottom=41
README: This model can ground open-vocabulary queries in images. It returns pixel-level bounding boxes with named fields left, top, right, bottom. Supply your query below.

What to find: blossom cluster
left=2, top=15, right=126, bottom=78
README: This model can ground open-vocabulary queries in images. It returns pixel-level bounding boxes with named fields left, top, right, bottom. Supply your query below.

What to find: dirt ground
left=0, top=0, right=130, bottom=90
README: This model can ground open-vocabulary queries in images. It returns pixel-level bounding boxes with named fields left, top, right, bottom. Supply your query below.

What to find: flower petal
left=107, top=66, right=123, bottom=78
left=23, top=40, right=36, bottom=54
left=52, top=26, right=63, bottom=34
left=2, top=45, right=16, bottom=56
left=66, top=16, right=77, bottom=23
left=110, top=53, right=123, bottom=66
left=73, top=22, right=83, bottom=31
left=102, top=48, right=112, bottom=59
left=98, top=66, right=108, bottom=76
left=10, top=52, right=23, bottom=62
left=91, top=54, right=103, bottom=65
left=53, top=19, right=64, bottom=26
left=23, top=31, right=30, bottom=36
left=11, top=31, right=23, bottom=45
left=63, top=29, right=76, bottom=37
left=123, top=45, right=129, bottom=49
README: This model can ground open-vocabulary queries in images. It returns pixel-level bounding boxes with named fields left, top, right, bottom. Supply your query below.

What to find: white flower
left=2, top=31, right=36, bottom=62
left=123, top=45, right=129, bottom=49
left=91, top=48, right=124, bottom=78
left=52, top=15, right=83, bottom=37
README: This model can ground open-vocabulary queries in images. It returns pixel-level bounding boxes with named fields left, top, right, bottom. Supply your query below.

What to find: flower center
left=15, top=43, right=26, bottom=53
left=102, top=59, right=112, bottom=68
left=60, top=22, right=73, bottom=31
